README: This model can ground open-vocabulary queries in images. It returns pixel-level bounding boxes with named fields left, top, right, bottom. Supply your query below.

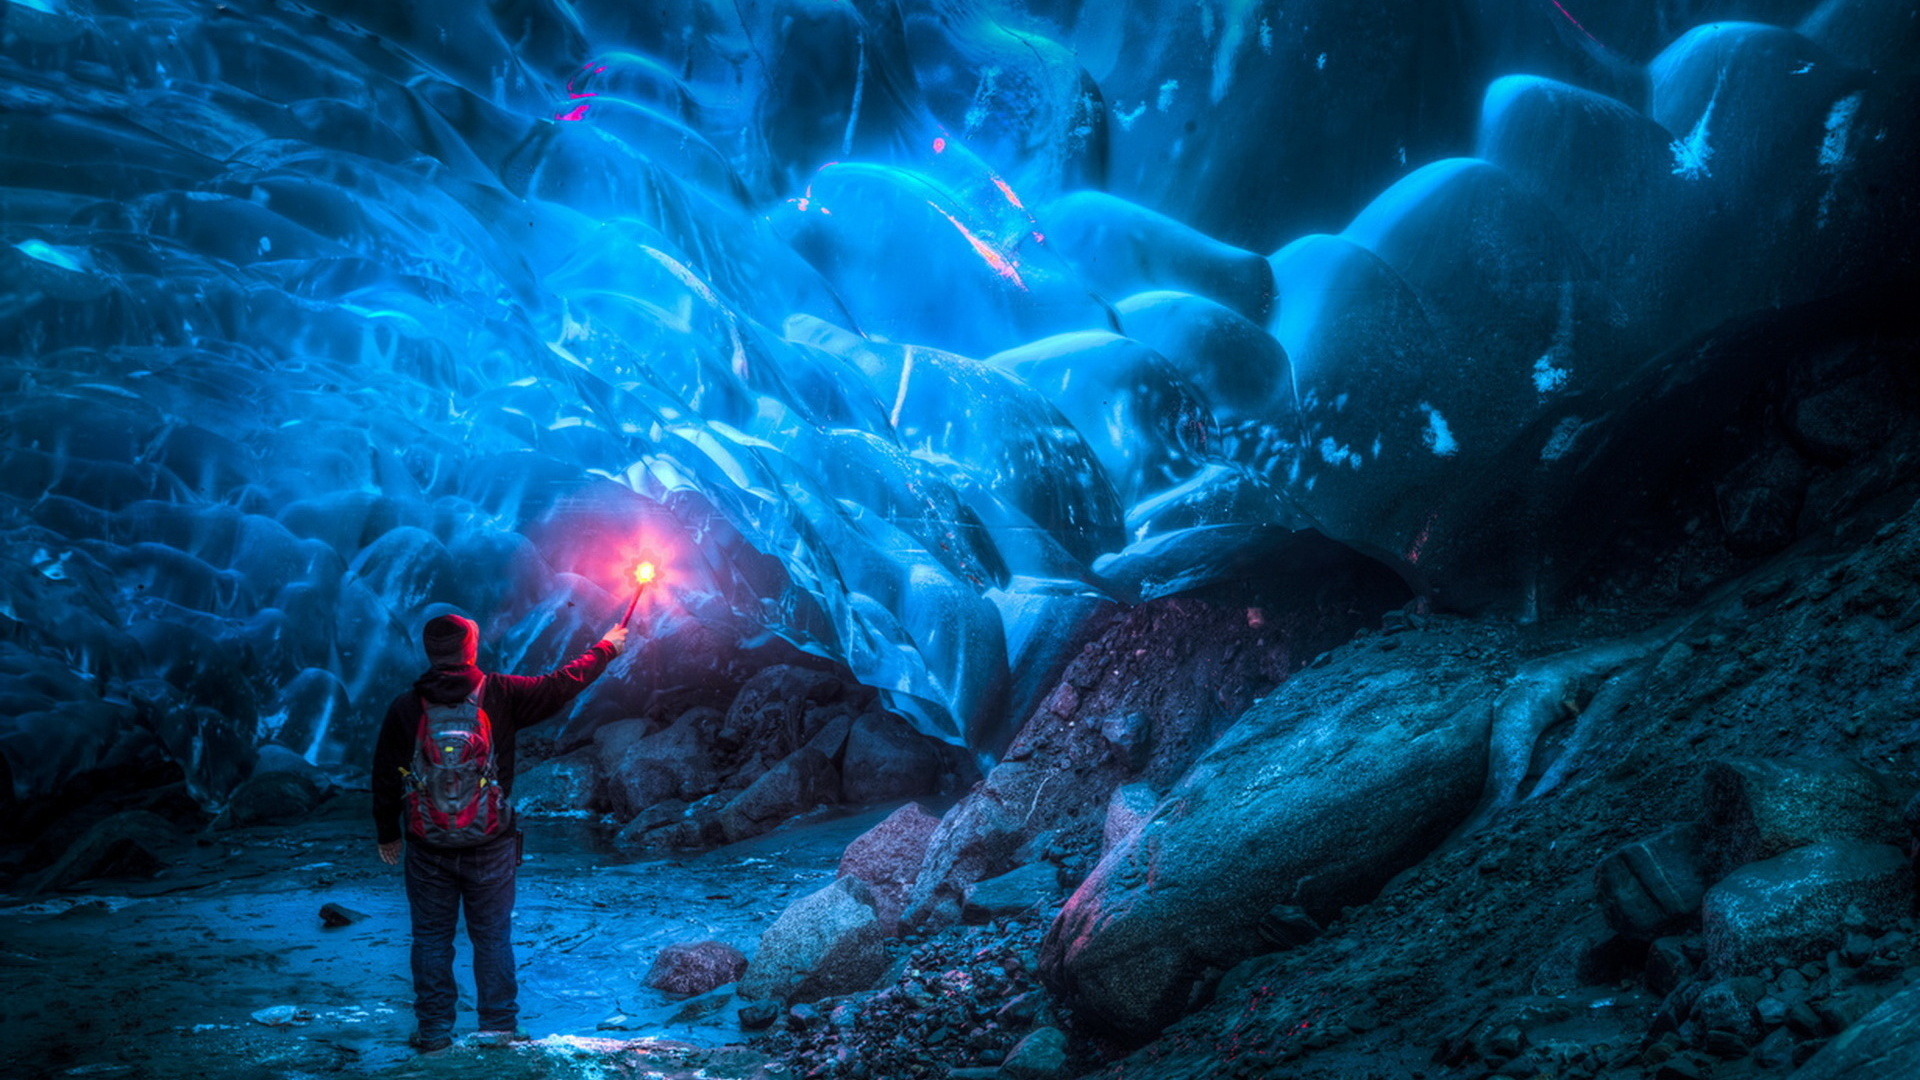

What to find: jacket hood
left=412, top=665, right=483, bottom=705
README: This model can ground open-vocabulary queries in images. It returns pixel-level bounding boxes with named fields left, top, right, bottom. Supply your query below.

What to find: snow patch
left=1540, top=415, right=1584, bottom=462
left=1669, top=70, right=1725, bottom=181
left=1418, top=403, right=1459, bottom=457
left=1532, top=355, right=1570, bottom=396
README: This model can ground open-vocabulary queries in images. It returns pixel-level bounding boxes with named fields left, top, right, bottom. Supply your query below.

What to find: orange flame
left=633, top=561, right=657, bottom=586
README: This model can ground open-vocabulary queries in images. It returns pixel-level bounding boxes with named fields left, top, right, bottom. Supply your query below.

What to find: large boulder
left=1788, top=978, right=1920, bottom=1080
left=219, top=768, right=325, bottom=828
left=22, top=810, right=180, bottom=894
left=646, top=941, right=749, bottom=998
left=963, top=862, right=1063, bottom=924
left=513, top=748, right=597, bottom=816
left=1703, top=756, right=1905, bottom=872
left=717, top=667, right=849, bottom=772
left=839, top=802, right=942, bottom=933
left=594, top=711, right=722, bottom=820
left=1701, top=839, right=1912, bottom=975
left=1594, top=823, right=1712, bottom=939
left=739, top=877, right=889, bottom=1004
left=839, top=714, right=945, bottom=804
left=718, top=747, right=840, bottom=844
left=1040, top=658, right=1496, bottom=1042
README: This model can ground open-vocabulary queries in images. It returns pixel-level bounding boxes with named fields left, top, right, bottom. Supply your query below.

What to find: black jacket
left=371, top=641, right=615, bottom=850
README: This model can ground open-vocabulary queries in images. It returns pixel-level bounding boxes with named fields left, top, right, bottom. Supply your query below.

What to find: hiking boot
left=408, top=1030, right=453, bottom=1054
left=474, top=1026, right=530, bottom=1047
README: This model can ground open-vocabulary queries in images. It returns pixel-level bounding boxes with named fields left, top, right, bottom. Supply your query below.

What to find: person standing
left=372, top=613, right=627, bottom=1052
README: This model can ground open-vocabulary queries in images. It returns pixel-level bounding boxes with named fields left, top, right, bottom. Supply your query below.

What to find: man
left=373, top=613, right=628, bottom=1052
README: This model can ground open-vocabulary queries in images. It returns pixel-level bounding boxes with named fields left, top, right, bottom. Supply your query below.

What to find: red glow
left=928, top=202, right=1028, bottom=290
left=556, top=103, right=591, bottom=122
left=933, top=136, right=947, bottom=153
left=990, top=175, right=1026, bottom=211
left=1549, top=0, right=1600, bottom=44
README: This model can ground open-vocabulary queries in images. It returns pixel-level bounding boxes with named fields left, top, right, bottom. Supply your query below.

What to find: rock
left=839, top=713, right=943, bottom=804
left=668, top=989, right=734, bottom=1023
left=1702, top=840, right=1913, bottom=976
left=718, top=747, right=840, bottom=843
left=22, top=810, right=178, bottom=894
left=718, top=667, right=848, bottom=767
left=838, top=802, right=941, bottom=933
left=963, top=863, right=1063, bottom=925
left=249, top=1005, right=312, bottom=1026
left=595, top=712, right=722, bottom=820
left=1595, top=823, right=1712, bottom=938
left=646, top=941, right=749, bottom=998
left=318, top=902, right=367, bottom=928
left=1646, top=936, right=1699, bottom=997
left=221, top=769, right=324, bottom=827
left=1095, top=712, right=1152, bottom=775
left=1040, top=660, right=1494, bottom=1041
left=1790, top=979, right=1920, bottom=1079
left=1000, top=1025, right=1071, bottom=1080
left=739, top=877, right=889, bottom=1004
left=1703, top=757, right=1904, bottom=872
left=738, top=1000, right=780, bottom=1030
left=1102, top=783, right=1157, bottom=857
left=513, top=748, right=597, bottom=816
left=1693, top=977, right=1767, bottom=1044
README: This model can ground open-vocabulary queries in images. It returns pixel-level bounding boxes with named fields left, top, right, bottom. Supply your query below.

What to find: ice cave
left=2, top=1, right=1919, bottom=1078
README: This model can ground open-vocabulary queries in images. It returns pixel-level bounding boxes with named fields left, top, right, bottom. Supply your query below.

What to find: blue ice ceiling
left=2, top=0, right=1914, bottom=807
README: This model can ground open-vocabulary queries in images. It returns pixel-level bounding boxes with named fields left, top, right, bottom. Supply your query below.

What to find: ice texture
left=1, top=0, right=1914, bottom=803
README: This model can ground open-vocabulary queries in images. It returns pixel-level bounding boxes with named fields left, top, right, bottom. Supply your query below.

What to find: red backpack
left=403, top=678, right=510, bottom=847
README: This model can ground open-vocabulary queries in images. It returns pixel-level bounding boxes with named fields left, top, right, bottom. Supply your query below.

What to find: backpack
left=403, top=678, right=511, bottom=847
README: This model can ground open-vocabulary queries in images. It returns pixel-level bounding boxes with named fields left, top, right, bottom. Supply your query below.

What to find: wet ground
left=0, top=793, right=912, bottom=1079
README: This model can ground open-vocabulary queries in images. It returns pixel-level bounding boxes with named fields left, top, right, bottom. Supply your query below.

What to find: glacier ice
left=0, top=0, right=1914, bottom=806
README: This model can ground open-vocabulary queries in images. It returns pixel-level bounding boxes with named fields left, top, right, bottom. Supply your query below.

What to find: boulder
left=1703, top=757, right=1904, bottom=872
left=838, top=802, right=942, bottom=933
left=963, top=862, right=1063, bottom=924
left=1041, top=662, right=1495, bottom=1042
left=718, top=748, right=840, bottom=844
left=646, top=941, right=749, bottom=998
left=595, top=712, right=722, bottom=820
left=1000, top=1025, right=1072, bottom=1080
left=23, top=810, right=179, bottom=894
left=513, top=748, right=597, bottom=816
left=719, top=667, right=849, bottom=765
left=220, top=768, right=324, bottom=827
left=1595, top=823, right=1712, bottom=938
left=839, top=714, right=944, bottom=804
left=1701, top=839, right=1912, bottom=975
left=739, top=877, right=889, bottom=1004
left=1789, top=979, right=1920, bottom=1080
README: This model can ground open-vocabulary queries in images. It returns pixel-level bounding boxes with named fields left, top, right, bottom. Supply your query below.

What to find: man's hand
left=378, top=840, right=402, bottom=865
left=602, top=623, right=629, bottom=656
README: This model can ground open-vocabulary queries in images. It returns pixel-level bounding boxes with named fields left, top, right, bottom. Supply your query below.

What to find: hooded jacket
left=371, top=640, right=616, bottom=852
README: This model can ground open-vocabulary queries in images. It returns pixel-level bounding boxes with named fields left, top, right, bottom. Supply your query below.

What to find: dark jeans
left=404, top=836, right=519, bottom=1037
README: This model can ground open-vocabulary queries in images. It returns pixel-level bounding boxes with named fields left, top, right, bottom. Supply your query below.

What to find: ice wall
left=2, top=0, right=1913, bottom=807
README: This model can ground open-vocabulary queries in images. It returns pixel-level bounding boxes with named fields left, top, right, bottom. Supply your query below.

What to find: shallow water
left=0, top=795, right=920, bottom=1078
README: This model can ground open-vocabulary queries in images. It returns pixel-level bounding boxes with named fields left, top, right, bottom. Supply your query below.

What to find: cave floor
left=0, top=795, right=901, bottom=1079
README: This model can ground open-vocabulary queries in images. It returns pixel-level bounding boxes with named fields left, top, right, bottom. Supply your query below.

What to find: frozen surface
left=1, top=0, right=1913, bottom=802
left=0, top=795, right=900, bottom=1075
